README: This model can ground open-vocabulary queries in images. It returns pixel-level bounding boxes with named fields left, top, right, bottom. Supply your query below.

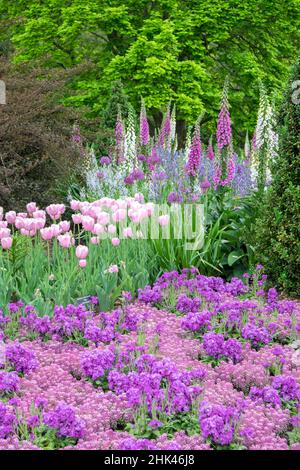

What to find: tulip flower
left=158, top=215, right=170, bottom=226
left=57, top=234, right=72, bottom=249
left=79, top=259, right=87, bottom=268
left=1, top=237, right=13, bottom=249
left=5, top=211, right=16, bottom=224
left=76, top=245, right=89, bottom=259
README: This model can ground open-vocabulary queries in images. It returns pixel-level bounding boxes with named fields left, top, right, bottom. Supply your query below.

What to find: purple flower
left=217, top=84, right=232, bottom=150
left=176, top=294, right=201, bottom=314
left=185, top=123, right=201, bottom=177
left=148, top=419, right=162, bottom=429
left=223, top=338, right=242, bottom=364
left=0, top=371, right=19, bottom=395
left=122, top=291, right=133, bottom=302
left=249, top=386, right=281, bottom=407
left=5, top=342, right=38, bottom=375
left=35, top=396, right=48, bottom=410
left=140, top=100, right=150, bottom=146
left=242, top=323, right=271, bottom=348
left=100, top=156, right=111, bottom=166
left=138, top=285, right=162, bottom=304
left=203, top=332, right=225, bottom=360
left=27, top=415, right=40, bottom=428
left=206, top=143, right=214, bottom=161
left=124, top=174, right=135, bottom=185
left=81, top=348, right=115, bottom=381
left=181, top=310, right=213, bottom=333
left=43, top=402, right=85, bottom=439
left=132, top=168, right=145, bottom=181
left=272, top=376, right=300, bottom=402
left=0, top=403, right=15, bottom=438
left=199, top=401, right=239, bottom=446
left=167, top=191, right=183, bottom=204
left=200, top=180, right=211, bottom=192
left=120, top=437, right=157, bottom=450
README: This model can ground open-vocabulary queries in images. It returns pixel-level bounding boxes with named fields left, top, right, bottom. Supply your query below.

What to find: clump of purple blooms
left=43, top=403, right=86, bottom=440
left=5, top=343, right=38, bottom=375
left=199, top=401, right=240, bottom=446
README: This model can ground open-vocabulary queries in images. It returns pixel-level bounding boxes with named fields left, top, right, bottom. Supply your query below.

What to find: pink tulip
left=116, top=199, right=128, bottom=209
left=146, top=203, right=155, bottom=216
left=32, top=210, right=46, bottom=219
left=93, top=223, right=105, bottom=235
left=46, top=204, right=65, bottom=220
left=72, top=214, right=82, bottom=225
left=76, top=245, right=89, bottom=259
left=21, top=228, right=36, bottom=237
left=107, top=264, right=119, bottom=273
left=134, top=193, right=145, bottom=203
left=59, top=221, right=70, bottom=233
left=0, top=221, right=8, bottom=228
left=57, top=234, right=72, bottom=248
left=79, top=259, right=87, bottom=268
left=138, top=208, right=148, bottom=220
left=40, top=227, right=53, bottom=241
left=5, top=211, right=16, bottom=224
left=40, top=227, right=54, bottom=241
left=112, top=208, right=127, bottom=223
left=0, top=228, right=10, bottom=239
left=158, top=215, right=170, bottom=226
left=1, top=237, right=13, bottom=250
left=26, top=202, right=38, bottom=214
left=107, top=224, right=117, bottom=234
left=97, top=212, right=110, bottom=225
left=70, top=200, right=81, bottom=211
left=50, top=224, right=61, bottom=237
left=90, top=236, right=100, bottom=245
left=130, top=212, right=141, bottom=224
left=81, top=215, right=95, bottom=232
left=34, top=218, right=46, bottom=230
left=23, top=218, right=38, bottom=232
left=111, top=237, right=120, bottom=246
left=14, top=217, right=25, bottom=229
left=123, top=227, right=133, bottom=238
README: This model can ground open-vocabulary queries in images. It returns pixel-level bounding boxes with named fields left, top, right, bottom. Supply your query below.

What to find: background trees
left=1, top=0, right=300, bottom=142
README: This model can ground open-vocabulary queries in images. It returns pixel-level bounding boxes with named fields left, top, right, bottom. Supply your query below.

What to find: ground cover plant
left=0, top=268, right=299, bottom=450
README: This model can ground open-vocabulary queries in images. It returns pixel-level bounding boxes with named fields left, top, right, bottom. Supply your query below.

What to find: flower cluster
left=0, top=266, right=299, bottom=450
left=5, top=343, right=38, bottom=375
left=43, top=402, right=86, bottom=439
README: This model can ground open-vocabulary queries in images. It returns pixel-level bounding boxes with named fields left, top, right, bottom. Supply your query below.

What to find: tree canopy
left=1, top=0, right=300, bottom=139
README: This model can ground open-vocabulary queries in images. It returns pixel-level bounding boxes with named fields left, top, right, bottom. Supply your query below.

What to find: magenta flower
left=140, top=99, right=150, bottom=146
left=185, top=122, right=201, bottom=177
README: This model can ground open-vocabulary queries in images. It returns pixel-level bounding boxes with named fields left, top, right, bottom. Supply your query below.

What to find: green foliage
left=2, top=1, right=300, bottom=140
left=102, top=79, right=130, bottom=129
left=256, top=57, right=300, bottom=296
left=0, top=234, right=158, bottom=313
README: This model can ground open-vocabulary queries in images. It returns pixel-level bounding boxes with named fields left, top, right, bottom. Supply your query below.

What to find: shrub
left=0, top=60, right=86, bottom=211
left=256, top=57, right=300, bottom=296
